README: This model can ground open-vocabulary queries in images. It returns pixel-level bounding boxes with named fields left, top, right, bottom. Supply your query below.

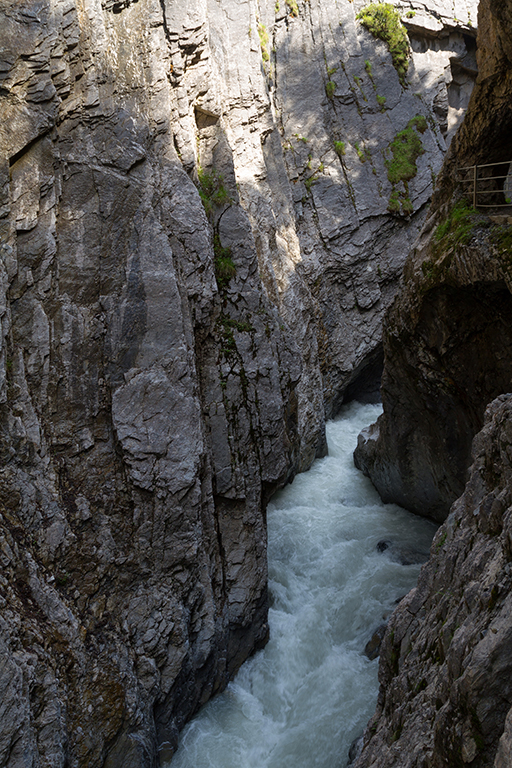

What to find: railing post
left=473, top=164, right=477, bottom=209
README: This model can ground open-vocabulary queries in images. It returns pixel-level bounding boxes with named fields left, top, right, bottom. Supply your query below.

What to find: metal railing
left=457, top=160, right=512, bottom=209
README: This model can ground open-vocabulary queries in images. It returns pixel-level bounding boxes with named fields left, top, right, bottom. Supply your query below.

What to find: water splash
left=168, top=402, right=436, bottom=768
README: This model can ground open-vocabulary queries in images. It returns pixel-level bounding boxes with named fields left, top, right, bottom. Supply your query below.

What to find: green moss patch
left=357, top=3, right=410, bottom=86
left=197, top=169, right=231, bottom=216
left=385, top=115, right=426, bottom=215
left=285, top=0, right=299, bottom=17
left=386, top=115, right=426, bottom=184
left=258, top=23, right=270, bottom=62
left=196, top=168, right=236, bottom=290
left=325, top=80, right=336, bottom=99
left=433, top=199, right=478, bottom=256
left=334, top=140, right=346, bottom=158
left=213, top=233, right=236, bottom=289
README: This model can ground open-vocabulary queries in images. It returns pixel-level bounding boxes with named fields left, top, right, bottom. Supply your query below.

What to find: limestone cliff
left=355, top=395, right=512, bottom=768
left=0, top=0, right=476, bottom=765
left=354, top=0, right=512, bottom=522
left=352, top=0, right=512, bottom=765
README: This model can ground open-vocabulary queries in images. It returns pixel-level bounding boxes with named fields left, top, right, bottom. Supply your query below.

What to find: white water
left=168, top=402, right=437, bottom=768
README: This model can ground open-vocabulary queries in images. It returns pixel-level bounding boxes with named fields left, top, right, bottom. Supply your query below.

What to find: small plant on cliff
left=433, top=198, right=478, bottom=256
left=376, top=94, right=387, bottom=110
left=285, top=0, right=299, bottom=16
left=197, top=168, right=236, bottom=289
left=258, top=23, right=270, bottom=62
left=385, top=115, right=426, bottom=215
left=357, top=3, right=410, bottom=86
left=197, top=168, right=231, bottom=216
left=325, top=80, right=336, bottom=99
left=334, top=140, right=346, bottom=158
left=386, top=115, right=426, bottom=184
left=355, top=141, right=371, bottom=163
left=213, top=234, right=237, bottom=289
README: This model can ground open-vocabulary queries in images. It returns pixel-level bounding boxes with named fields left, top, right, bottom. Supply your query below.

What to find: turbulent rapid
left=168, top=402, right=437, bottom=768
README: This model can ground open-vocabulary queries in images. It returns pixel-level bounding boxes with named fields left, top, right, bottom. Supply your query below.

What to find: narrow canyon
left=1, top=0, right=511, bottom=765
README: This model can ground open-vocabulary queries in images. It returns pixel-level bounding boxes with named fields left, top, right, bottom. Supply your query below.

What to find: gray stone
left=0, top=0, right=477, bottom=764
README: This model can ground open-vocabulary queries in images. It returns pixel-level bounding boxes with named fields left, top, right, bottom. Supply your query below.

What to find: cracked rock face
left=352, top=1, right=512, bottom=765
left=354, top=0, right=512, bottom=523
left=0, top=0, right=476, bottom=765
left=354, top=394, right=512, bottom=768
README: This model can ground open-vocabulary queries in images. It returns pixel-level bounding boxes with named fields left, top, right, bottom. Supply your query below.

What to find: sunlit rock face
left=352, top=2, right=512, bottom=765
left=0, top=0, right=475, bottom=764
left=354, top=0, right=512, bottom=524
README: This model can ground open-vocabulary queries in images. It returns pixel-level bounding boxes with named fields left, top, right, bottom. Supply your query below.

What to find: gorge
left=1, top=0, right=511, bottom=766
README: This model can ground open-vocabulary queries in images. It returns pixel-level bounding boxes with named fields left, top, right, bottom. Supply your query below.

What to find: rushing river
left=168, top=402, right=437, bottom=768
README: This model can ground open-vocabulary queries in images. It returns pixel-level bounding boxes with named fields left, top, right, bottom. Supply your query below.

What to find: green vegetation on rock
left=285, top=0, right=299, bottom=17
left=213, top=234, right=237, bottom=289
left=325, top=80, right=336, bottom=99
left=197, top=168, right=236, bottom=289
left=357, top=3, right=410, bottom=86
left=197, top=168, right=231, bottom=216
left=433, top=198, right=477, bottom=255
left=420, top=200, right=483, bottom=284
left=385, top=115, right=426, bottom=215
left=386, top=115, right=426, bottom=184
left=334, top=140, right=346, bottom=158
left=258, top=23, right=270, bottom=62
left=355, top=142, right=371, bottom=163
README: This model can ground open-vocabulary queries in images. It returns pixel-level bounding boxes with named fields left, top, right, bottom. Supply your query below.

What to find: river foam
left=168, top=401, right=437, bottom=768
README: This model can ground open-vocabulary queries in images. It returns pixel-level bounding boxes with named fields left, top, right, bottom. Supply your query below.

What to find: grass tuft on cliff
left=386, top=115, right=426, bottom=184
left=213, top=234, right=237, bottom=289
left=285, top=0, right=299, bottom=17
left=433, top=199, right=478, bottom=255
left=197, top=168, right=236, bottom=289
left=325, top=80, right=336, bottom=99
left=385, top=115, right=426, bottom=215
left=357, top=3, right=410, bottom=86
left=197, top=169, right=231, bottom=216
left=258, top=23, right=270, bottom=62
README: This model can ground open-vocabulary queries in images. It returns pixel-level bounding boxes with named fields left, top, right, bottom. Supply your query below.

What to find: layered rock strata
left=355, top=0, right=512, bottom=522
left=0, top=0, right=476, bottom=764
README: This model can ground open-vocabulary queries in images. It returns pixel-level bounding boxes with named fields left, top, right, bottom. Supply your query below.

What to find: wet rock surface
left=376, top=539, right=430, bottom=565
left=364, top=623, right=388, bottom=661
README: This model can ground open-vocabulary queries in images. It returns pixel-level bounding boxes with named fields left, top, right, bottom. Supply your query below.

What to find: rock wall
left=352, top=0, right=512, bottom=765
left=0, top=0, right=476, bottom=765
left=354, top=0, right=512, bottom=523
left=355, top=394, right=512, bottom=768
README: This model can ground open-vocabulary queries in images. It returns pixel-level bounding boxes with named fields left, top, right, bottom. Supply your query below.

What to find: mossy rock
left=357, top=3, right=410, bottom=86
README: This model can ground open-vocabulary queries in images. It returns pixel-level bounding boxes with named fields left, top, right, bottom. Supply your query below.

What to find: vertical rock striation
left=353, top=1, right=512, bottom=765
left=0, top=0, right=476, bottom=764
left=354, top=0, right=512, bottom=522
